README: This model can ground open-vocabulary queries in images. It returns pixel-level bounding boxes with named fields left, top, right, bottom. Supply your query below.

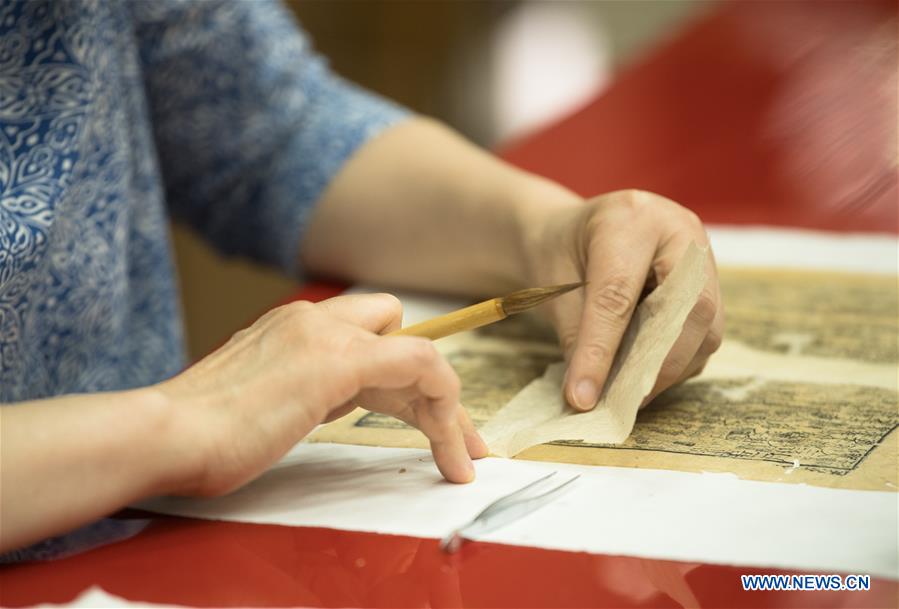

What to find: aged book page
left=310, top=268, right=898, bottom=491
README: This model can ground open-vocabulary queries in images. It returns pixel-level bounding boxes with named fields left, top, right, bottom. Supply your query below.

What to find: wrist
left=509, top=173, right=584, bottom=287
left=130, top=385, right=205, bottom=498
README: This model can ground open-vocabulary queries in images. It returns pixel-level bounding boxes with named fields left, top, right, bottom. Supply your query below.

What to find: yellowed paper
left=479, top=243, right=709, bottom=456
left=310, top=267, right=898, bottom=491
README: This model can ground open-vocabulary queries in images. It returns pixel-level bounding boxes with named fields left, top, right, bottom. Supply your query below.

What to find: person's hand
left=519, top=189, right=724, bottom=410
left=156, top=293, right=487, bottom=496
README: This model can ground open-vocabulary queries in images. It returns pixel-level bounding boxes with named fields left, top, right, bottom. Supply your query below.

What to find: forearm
left=0, top=389, right=190, bottom=552
left=300, top=117, right=583, bottom=297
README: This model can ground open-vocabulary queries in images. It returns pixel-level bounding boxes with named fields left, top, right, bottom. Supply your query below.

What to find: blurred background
left=172, top=0, right=896, bottom=360
left=172, top=0, right=707, bottom=359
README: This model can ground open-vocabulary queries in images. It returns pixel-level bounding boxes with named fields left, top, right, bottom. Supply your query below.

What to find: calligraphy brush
left=389, top=282, right=584, bottom=341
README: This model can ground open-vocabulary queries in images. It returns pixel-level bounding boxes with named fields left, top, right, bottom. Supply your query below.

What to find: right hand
left=156, top=293, right=487, bottom=496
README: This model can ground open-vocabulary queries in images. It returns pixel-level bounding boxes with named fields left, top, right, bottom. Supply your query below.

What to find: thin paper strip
left=481, top=242, right=708, bottom=457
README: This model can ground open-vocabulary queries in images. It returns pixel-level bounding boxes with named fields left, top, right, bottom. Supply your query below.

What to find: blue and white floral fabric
left=0, top=0, right=407, bottom=403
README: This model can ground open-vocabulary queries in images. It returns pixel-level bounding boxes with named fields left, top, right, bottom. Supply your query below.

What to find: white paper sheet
left=706, top=226, right=897, bottom=275
left=24, top=587, right=185, bottom=608
left=141, top=442, right=899, bottom=579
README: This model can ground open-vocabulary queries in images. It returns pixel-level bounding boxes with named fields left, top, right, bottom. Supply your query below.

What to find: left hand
left=519, top=189, right=724, bottom=411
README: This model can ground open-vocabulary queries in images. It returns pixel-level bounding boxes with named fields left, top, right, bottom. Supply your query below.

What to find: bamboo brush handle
left=389, top=298, right=506, bottom=340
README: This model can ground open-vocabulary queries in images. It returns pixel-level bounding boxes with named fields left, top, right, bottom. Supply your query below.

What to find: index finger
left=564, top=236, right=655, bottom=411
left=349, top=335, right=474, bottom=483
left=317, top=293, right=404, bottom=334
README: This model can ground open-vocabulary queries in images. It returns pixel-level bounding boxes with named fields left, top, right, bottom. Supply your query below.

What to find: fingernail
left=573, top=379, right=598, bottom=410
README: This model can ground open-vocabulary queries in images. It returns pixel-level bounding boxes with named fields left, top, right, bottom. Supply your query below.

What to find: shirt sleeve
left=130, top=0, right=409, bottom=275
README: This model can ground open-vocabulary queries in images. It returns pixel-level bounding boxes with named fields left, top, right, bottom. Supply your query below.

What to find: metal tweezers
left=440, top=471, right=580, bottom=553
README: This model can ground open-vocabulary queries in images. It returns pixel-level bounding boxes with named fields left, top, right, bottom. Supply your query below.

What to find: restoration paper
left=480, top=242, right=708, bottom=457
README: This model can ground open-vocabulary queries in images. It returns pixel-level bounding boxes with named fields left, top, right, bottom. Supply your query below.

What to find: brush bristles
left=500, top=282, right=584, bottom=316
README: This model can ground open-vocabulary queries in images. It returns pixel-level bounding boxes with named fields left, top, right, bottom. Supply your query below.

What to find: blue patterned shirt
left=0, top=0, right=407, bottom=403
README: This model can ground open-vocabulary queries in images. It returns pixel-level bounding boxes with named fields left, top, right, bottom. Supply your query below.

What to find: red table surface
left=2, top=1, right=896, bottom=607
left=2, top=518, right=896, bottom=609
left=500, top=0, right=898, bottom=235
